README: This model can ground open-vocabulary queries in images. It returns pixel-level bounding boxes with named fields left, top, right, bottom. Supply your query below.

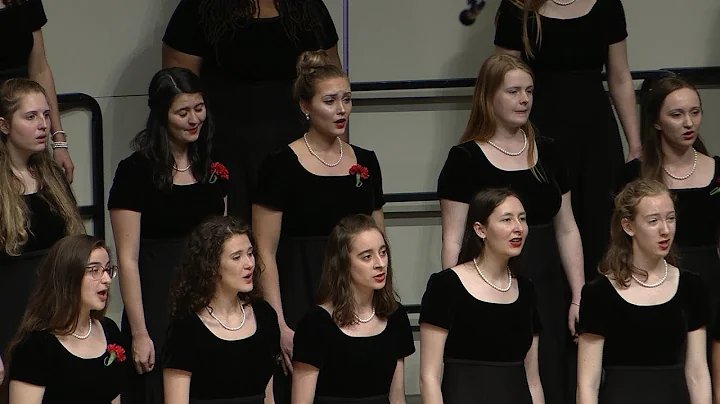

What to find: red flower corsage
left=104, top=344, right=126, bottom=366
left=210, top=162, right=230, bottom=183
left=711, top=177, right=720, bottom=195
left=349, top=164, right=370, bottom=188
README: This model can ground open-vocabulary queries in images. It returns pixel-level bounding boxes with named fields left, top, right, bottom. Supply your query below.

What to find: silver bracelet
left=571, top=302, right=580, bottom=307
left=51, top=130, right=66, bottom=140
left=51, top=141, right=68, bottom=149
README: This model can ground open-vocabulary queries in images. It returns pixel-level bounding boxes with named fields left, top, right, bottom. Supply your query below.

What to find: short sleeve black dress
left=495, top=0, right=629, bottom=283
left=620, top=158, right=720, bottom=332
left=162, top=300, right=280, bottom=403
left=8, top=317, right=129, bottom=403
left=254, top=146, right=385, bottom=330
left=0, top=188, right=70, bottom=355
left=107, top=152, right=226, bottom=404
left=419, top=270, right=542, bottom=403
left=0, top=0, right=47, bottom=83
left=437, top=137, right=569, bottom=403
left=578, top=272, right=710, bottom=404
left=293, top=304, right=415, bottom=403
left=163, top=0, right=339, bottom=221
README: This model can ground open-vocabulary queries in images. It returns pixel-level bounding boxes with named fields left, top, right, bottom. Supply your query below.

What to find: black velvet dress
left=0, top=0, right=46, bottom=83
left=420, top=270, right=542, bottom=403
left=495, top=0, right=630, bottom=284
left=578, top=272, right=710, bottom=404
left=293, top=305, right=415, bottom=403
left=163, top=0, right=339, bottom=221
left=437, top=137, right=571, bottom=404
left=162, top=300, right=281, bottom=404
left=108, top=152, right=227, bottom=404
left=0, top=191, right=67, bottom=356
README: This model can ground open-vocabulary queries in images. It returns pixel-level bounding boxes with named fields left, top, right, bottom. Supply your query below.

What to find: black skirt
left=190, top=395, right=265, bottom=404
left=0, top=250, right=46, bottom=355
left=441, top=359, right=532, bottom=404
left=599, top=365, right=689, bottom=404
left=204, top=75, right=306, bottom=222
left=510, top=223, right=572, bottom=404
left=531, top=70, right=624, bottom=283
left=315, top=396, right=389, bottom=404
left=275, top=235, right=328, bottom=331
left=121, top=237, right=188, bottom=404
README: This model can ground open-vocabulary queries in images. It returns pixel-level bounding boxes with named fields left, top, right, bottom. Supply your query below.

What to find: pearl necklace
left=304, top=133, right=343, bottom=167
left=631, top=260, right=669, bottom=288
left=71, top=318, right=92, bottom=340
left=663, top=149, right=697, bottom=180
left=173, top=163, right=192, bottom=172
left=207, top=303, right=246, bottom=331
left=357, top=308, right=376, bottom=323
left=472, top=258, right=512, bottom=292
left=487, top=130, right=528, bottom=156
left=551, top=0, right=577, bottom=5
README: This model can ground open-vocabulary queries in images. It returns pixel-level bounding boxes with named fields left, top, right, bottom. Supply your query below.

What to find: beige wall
left=40, top=0, right=719, bottom=395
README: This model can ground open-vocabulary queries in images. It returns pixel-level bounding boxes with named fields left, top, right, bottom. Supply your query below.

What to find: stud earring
left=305, top=113, right=310, bottom=121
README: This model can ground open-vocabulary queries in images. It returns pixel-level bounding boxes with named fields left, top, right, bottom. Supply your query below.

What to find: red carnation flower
left=210, top=162, right=230, bottom=183
left=349, top=164, right=370, bottom=187
left=104, top=344, right=126, bottom=366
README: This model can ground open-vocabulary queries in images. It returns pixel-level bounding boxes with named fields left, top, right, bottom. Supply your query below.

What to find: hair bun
left=296, top=50, right=332, bottom=76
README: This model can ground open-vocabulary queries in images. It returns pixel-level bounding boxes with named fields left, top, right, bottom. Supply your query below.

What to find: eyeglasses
left=86, top=264, right=118, bottom=280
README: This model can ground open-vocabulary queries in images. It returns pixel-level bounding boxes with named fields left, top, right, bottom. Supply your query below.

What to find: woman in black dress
left=438, top=54, right=583, bottom=404
left=618, top=77, right=720, bottom=336
left=0, top=0, right=74, bottom=180
left=494, top=0, right=641, bottom=282
left=253, top=50, right=385, bottom=401
left=108, top=68, right=228, bottom=404
left=420, top=188, right=544, bottom=403
left=163, top=216, right=280, bottom=404
left=0, top=79, right=84, bottom=366
left=162, top=0, right=340, bottom=221
left=292, top=214, right=415, bottom=404
left=3, top=235, right=128, bottom=403
left=577, top=179, right=711, bottom=404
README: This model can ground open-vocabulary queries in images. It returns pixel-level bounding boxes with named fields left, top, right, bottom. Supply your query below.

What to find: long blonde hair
left=0, top=79, right=84, bottom=256
left=496, top=0, right=547, bottom=58
left=461, top=54, right=543, bottom=180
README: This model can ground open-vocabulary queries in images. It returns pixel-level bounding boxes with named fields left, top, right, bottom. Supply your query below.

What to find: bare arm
left=552, top=192, right=585, bottom=335
left=110, top=209, right=154, bottom=374
left=112, top=396, right=121, bottom=404
left=495, top=46, right=522, bottom=58
left=9, top=381, right=45, bottom=404
left=291, top=362, right=319, bottom=404
left=607, top=40, right=641, bottom=161
left=371, top=209, right=385, bottom=233
left=162, top=44, right=203, bottom=76
left=163, top=368, right=191, bottom=404
left=264, top=377, right=275, bottom=404
left=325, top=45, right=342, bottom=70
left=28, top=29, right=74, bottom=183
left=712, top=342, right=720, bottom=404
left=440, top=200, right=469, bottom=269
left=389, top=359, right=407, bottom=404
left=252, top=204, right=294, bottom=371
left=576, top=333, right=604, bottom=404
left=524, top=335, right=545, bottom=404
left=419, top=323, right=448, bottom=404
left=686, top=328, right=711, bottom=404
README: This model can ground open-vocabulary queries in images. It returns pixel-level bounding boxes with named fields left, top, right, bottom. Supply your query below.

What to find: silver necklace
left=357, top=308, right=376, bottom=323
left=71, top=318, right=92, bottom=339
left=551, top=0, right=577, bottom=5
left=304, top=133, right=343, bottom=167
left=632, top=260, right=669, bottom=288
left=207, top=303, right=246, bottom=331
left=487, top=129, right=528, bottom=157
left=472, top=258, right=512, bottom=292
left=173, top=163, right=192, bottom=172
left=663, top=149, right=697, bottom=180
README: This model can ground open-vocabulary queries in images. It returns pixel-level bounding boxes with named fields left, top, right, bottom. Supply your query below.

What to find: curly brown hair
left=316, top=214, right=399, bottom=327
left=169, top=216, right=263, bottom=317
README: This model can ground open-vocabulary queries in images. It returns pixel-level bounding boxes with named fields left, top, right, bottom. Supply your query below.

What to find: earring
left=305, top=113, right=310, bottom=121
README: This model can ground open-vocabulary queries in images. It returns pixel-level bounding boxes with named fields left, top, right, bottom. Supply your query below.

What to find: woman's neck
left=660, top=139, right=694, bottom=166
left=474, top=249, right=510, bottom=282
left=350, top=284, right=375, bottom=316
left=208, top=288, right=242, bottom=317
left=7, top=143, right=31, bottom=172
left=305, top=128, right=339, bottom=151
left=632, top=249, right=665, bottom=277
left=73, top=310, right=93, bottom=334
left=169, top=141, right=190, bottom=167
left=492, top=124, right=523, bottom=142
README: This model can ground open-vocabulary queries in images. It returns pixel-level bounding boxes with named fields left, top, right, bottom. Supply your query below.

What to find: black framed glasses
left=86, top=264, right=118, bottom=280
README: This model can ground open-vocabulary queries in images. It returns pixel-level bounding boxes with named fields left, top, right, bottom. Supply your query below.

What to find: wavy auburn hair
left=599, top=179, right=678, bottom=287
left=316, top=214, right=398, bottom=327
left=169, top=216, right=263, bottom=317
